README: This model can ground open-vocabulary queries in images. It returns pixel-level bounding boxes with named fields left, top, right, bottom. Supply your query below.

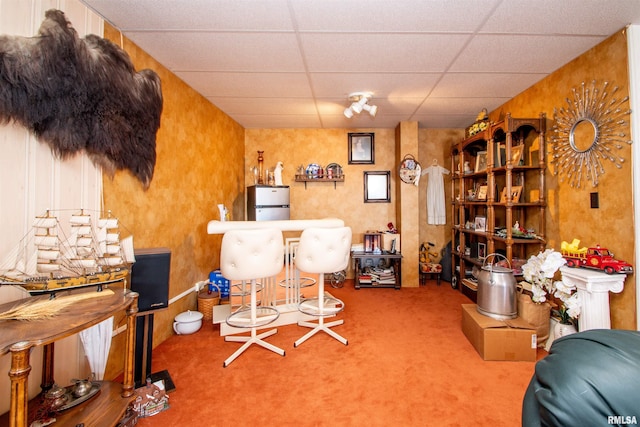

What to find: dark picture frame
left=348, top=132, right=375, bottom=164
left=478, top=242, right=486, bottom=259
left=475, top=151, right=488, bottom=172
left=474, top=215, right=486, bottom=232
left=364, top=171, right=390, bottom=203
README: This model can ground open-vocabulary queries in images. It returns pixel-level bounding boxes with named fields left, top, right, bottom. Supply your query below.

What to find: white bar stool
left=294, top=226, right=352, bottom=347
left=220, top=228, right=285, bottom=367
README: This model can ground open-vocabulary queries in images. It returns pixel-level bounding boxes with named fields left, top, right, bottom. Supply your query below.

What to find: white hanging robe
left=422, top=164, right=450, bottom=225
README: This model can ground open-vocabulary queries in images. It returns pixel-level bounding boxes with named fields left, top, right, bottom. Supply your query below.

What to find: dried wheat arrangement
left=0, top=289, right=114, bottom=321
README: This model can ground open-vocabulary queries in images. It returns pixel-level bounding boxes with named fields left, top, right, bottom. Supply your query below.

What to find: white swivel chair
left=220, top=228, right=285, bottom=367
left=294, top=226, right=352, bottom=347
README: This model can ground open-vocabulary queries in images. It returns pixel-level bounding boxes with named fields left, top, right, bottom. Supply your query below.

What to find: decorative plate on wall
left=325, top=163, right=343, bottom=178
left=398, top=154, right=421, bottom=184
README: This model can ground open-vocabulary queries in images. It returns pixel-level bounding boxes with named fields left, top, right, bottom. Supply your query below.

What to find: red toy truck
left=562, top=245, right=633, bottom=274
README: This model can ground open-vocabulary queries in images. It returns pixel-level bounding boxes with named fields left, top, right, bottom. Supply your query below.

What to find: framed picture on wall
left=349, top=133, right=375, bottom=164
left=364, top=171, right=390, bottom=203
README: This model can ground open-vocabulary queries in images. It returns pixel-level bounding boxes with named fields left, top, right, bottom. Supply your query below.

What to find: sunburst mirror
left=550, top=80, right=632, bottom=188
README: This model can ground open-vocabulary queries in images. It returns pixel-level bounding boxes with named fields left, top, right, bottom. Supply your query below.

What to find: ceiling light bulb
left=363, top=103, right=378, bottom=117
left=351, top=102, right=363, bottom=114
left=344, top=107, right=354, bottom=118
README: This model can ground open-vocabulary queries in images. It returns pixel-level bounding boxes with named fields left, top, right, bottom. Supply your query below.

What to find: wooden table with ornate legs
left=0, top=287, right=138, bottom=427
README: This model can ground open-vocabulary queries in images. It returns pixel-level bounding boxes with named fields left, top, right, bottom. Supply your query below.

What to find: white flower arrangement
left=521, top=248, right=581, bottom=323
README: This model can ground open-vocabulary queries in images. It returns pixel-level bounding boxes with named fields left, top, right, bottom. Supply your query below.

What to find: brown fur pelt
left=0, top=9, right=162, bottom=188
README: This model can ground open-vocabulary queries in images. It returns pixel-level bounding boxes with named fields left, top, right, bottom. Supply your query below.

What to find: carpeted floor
left=137, top=278, right=544, bottom=426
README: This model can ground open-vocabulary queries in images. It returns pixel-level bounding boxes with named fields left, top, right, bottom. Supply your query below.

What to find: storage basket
left=197, top=282, right=220, bottom=323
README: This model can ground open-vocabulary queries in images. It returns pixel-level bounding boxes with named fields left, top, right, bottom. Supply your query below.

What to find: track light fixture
left=343, top=92, right=378, bottom=118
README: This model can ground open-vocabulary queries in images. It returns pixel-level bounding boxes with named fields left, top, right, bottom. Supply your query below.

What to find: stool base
left=294, top=318, right=348, bottom=347
left=223, top=328, right=285, bottom=367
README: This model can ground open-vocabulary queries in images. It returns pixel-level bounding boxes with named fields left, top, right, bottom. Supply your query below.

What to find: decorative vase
left=554, top=321, right=577, bottom=339
left=257, top=151, right=264, bottom=184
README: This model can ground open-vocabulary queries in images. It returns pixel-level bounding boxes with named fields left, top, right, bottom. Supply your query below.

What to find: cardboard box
left=461, top=304, right=537, bottom=362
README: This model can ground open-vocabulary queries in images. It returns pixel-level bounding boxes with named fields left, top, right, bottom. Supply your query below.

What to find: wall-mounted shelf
left=294, top=175, right=345, bottom=189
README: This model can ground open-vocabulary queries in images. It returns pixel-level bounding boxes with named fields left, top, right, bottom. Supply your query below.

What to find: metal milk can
left=476, top=254, right=517, bottom=320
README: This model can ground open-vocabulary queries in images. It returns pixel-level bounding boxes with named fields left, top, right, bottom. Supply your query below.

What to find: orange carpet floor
left=137, top=278, right=545, bottom=426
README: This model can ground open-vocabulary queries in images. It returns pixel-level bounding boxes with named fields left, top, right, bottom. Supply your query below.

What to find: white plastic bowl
left=173, top=310, right=203, bottom=335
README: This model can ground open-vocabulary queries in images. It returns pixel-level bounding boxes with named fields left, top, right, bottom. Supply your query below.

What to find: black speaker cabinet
left=130, top=247, right=171, bottom=313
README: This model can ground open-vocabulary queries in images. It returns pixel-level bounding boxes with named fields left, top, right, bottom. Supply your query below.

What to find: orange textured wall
left=102, top=25, right=245, bottom=351
left=244, top=127, right=462, bottom=283
left=491, top=29, right=635, bottom=329
left=418, top=128, right=465, bottom=255
left=245, top=128, right=397, bottom=275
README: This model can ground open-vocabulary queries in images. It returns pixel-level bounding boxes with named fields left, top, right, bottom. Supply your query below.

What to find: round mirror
left=569, top=118, right=598, bottom=153
left=551, top=80, right=632, bottom=188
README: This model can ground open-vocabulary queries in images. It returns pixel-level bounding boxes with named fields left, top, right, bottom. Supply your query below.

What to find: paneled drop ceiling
left=81, top=0, right=640, bottom=129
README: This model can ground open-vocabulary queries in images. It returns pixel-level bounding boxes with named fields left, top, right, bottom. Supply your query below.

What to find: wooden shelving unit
left=450, top=113, right=547, bottom=300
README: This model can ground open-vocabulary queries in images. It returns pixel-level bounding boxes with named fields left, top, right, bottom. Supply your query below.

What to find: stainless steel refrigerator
left=247, top=185, right=290, bottom=221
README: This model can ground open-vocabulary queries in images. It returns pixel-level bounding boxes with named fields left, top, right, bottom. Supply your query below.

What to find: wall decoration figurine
left=550, top=80, right=632, bottom=188
left=0, top=9, right=163, bottom=189
left=274, top=161, right=284, bottom=186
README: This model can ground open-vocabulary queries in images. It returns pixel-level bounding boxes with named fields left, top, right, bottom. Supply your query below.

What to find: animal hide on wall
left=0, top=9, right=162, bottom=189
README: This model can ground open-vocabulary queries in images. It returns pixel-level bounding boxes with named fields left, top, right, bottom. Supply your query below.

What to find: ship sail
left=34, top=211, right=63, bottom=274
left=97, top=214, right=124, bottom=266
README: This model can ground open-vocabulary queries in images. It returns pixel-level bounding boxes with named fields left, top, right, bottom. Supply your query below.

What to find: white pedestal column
left=560, top=266, right=626, bottom=331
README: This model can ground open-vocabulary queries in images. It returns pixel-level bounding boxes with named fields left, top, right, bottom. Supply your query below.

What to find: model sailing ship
left=0, top=209, right=134, bottom=294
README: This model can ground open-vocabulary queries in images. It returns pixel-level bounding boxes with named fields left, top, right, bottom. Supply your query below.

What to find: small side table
left=352, top=251, right=402, bottom=289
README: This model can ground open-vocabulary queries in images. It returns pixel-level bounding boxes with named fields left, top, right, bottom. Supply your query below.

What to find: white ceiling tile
left=431, top=73, right=546, bottom=98
left=482, top=0, right=640, bottom=35
left=290, top=0, right=501, bottom=32
left=83, top=0, right=293, bottom=30
left=178, top=72, right=312, bottom=97
left=300, top=33, right=470, bottom=72
left=209, top=97, right=319, bottom=115
left=452, top=34, right=606, bottom=73
left=126, top=32, right=304, bottom=71
left=311, top=73, right=441, bottom=98
left=237, top=115, right=322, bottom=129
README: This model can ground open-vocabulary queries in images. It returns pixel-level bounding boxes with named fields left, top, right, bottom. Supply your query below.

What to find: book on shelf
left=358, top=274, right=372, bottom=284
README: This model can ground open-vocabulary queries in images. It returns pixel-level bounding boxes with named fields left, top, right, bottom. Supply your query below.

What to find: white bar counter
left=207, top=218, right=344, bottom=234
